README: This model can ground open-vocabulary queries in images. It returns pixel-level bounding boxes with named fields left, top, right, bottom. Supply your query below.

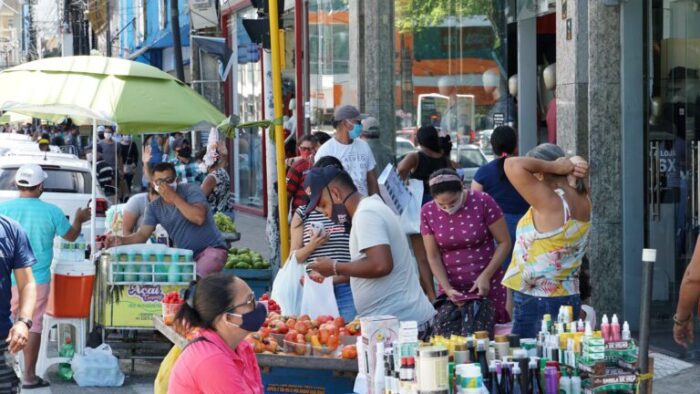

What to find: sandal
left=22, top=377, right=50, bottom=390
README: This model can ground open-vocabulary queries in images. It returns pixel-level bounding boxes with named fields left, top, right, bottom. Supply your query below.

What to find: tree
left=395, top=0, right=493, bottom=32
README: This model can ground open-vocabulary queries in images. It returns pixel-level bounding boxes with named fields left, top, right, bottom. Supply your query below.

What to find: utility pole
left=105, top=0, right=112, bottom=56
left=170, top=0, right=185, bottom=81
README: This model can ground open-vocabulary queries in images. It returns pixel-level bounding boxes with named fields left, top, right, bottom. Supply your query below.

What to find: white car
left=395, top=137, right=416, bottom=162
left=0, top=153, right=109, bottom=241
left=451, top=144, right=488, bottom=184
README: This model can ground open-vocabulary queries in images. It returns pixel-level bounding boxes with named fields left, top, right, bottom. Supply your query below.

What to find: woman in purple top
left=421, top=168, right=511, bottom=323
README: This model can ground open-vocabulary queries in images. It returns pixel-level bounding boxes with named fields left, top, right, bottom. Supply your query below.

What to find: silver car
left=450, top=144, right=488, bottom=184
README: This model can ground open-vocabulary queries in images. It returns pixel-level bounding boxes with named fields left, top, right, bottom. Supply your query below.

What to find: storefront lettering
left=127, top=285, right=164, bottom=302
left=659, top=149, right=676, bottom=173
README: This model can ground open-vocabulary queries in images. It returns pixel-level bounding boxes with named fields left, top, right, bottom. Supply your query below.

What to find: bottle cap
left=508, top=334, right=521, bottom=348
left=495, top=334, right=509, bottom=343
left=602, top=314, right=609, bottom=324
left=65, top=337, right=73, bottom=344
left=612, top=314, right=619, bottom=324
left=623, top=321, right=630, bottom=331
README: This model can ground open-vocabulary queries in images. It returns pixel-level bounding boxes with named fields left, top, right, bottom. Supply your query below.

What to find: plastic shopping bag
left=400, top=179, right=424, bottom=235
left=300, top=272, right=340, bottom=319
left=154, top=345, right=182, bottom=394
left=71, top=344, right=125, bottom=387
left=271, top=251, right=305, bottom=316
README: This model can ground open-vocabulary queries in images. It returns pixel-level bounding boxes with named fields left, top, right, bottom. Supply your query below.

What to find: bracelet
left=332, top=261, right=338, bottom=276
left=673, top=314, right=692, bottom=326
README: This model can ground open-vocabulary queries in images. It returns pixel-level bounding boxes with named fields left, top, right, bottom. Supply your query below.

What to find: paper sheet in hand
left=378, top=164, right=412, bottom=216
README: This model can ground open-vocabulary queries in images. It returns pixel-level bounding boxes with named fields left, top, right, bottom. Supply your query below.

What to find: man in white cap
left=360, top=117, right=394, bottom=177
left=315, top=105, right=379, bottom=196
left=0, top=164, right=90, bottom=389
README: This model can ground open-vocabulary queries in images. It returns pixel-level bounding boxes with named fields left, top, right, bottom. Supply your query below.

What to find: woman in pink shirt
left=169, top=273, right=266, bottom=393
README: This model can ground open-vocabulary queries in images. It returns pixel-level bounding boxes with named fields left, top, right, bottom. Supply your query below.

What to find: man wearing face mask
left=0, top=164, right=90, bottom=389
left=305, top=166, right=435, bottom=330
left=104, top=162, right=228, bottom=277
left=86, top=145, right=116, bottom=196
left=118, top=134, right=139, bottom=197
left=314, top=105, right=379, bottom=196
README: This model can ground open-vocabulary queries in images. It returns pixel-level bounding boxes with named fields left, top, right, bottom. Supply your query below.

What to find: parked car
left=0, top=153, right=109, bottom=240
left=451, top=144, right=488, bottom=185
left=395, top=136, right=417, bottom=162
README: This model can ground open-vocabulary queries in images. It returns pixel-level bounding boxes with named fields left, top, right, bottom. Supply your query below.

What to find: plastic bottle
left=75, top=233, right=86, bottom=261
left=622, top=321, right=631, bottom=341
left=611, top=314, right=621, bottom=341
left=58, top=337, right=75, bottom=381
left=544, top=366, right=558, bottom=394
left=528, top=359, right=542, bottom=394
left=476, top=340, right=489, bottom=389
left=559, top=369, right=571, bottom=394
left=374, top=342, right=386, bottom=394
left=511, top=364, right=523, bottom=394
left=600, top=314, right=610, bottom=342
left=488, top=362, right=499, bottom=394
left=570, top=368, right=581, bottom=394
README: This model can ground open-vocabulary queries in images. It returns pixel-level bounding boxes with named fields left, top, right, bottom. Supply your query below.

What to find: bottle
left=75, top=233, right=86, bottom=261
left=544, top=366, right=558, bottom=394
left=374, top=342, right=386, bottom=394
left=570, top=368, right=581, bottom=394
left=508, top=334, right=521, bottom=357
left=58, top=337, right=75, bottom=381
left=622, top=321, right=631, bottom=341
left=511, top=364, right=523, bottom=394
left=528, top=359, right=542, bottom=394
left=385, top=360, right=393, bottom=394
left=476, top=340, right=489, bottom=388
left=584, top=322, right=593, bottom=338
left=611, top=314, right=621, bottom=341
left=559, top=369, right=571, bottom=394
left=488, top=362, right=499, bottom=394
left=454, top=342, right=469, bottom=364
left=467, top=338, right=477, bottom=363
left=600, top=314, right=610, bottom=342
left=576, top=319, right=585, bottom=333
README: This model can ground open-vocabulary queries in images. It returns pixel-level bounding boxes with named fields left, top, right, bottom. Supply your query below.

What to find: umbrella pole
left=91, top=119, right=97, bottom=260
left=269, top=0, right=290, bottom=263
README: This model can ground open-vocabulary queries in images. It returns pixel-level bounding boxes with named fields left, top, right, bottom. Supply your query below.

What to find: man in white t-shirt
left=306, top=166, right=435, bottom=329
left=314, top=105, right=379, bottom=196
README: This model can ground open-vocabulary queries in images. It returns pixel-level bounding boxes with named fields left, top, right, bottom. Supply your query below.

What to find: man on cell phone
left=0, top=164, right=90, bottom=389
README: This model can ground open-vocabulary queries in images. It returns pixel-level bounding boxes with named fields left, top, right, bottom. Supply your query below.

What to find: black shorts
left=0, top=341, right=20, bottom=394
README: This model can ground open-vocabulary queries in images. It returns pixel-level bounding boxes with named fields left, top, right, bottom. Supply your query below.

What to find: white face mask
left=439, top=191, right=465, bottom=215
left=104, top=132, right=113, bottom=140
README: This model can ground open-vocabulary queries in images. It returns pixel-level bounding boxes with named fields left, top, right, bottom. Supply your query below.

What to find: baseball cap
left=97, top=125, right=105, bottom=132
left=362, top=117, right=380, bottom=133
left=333, top=105, right=366, bottom=122
left=15, top=164, right=48, bottom=187
left=38, top=138, right=50, bottom=145
left=303, top=166, right=342, bottom=212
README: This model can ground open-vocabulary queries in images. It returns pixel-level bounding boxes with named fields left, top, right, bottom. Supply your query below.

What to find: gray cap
left=333, top=105, right=365, bottom=122
left=362, top=117, right=380, bottom=134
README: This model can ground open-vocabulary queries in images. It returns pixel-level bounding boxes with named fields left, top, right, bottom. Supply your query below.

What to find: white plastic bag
left=300, top=272, right=340, bottom=319
left=71, top=344, right=125, bottom=387
left=400, top=179, right=424, bottom=235
left=271, top=251, right=305, bottom=316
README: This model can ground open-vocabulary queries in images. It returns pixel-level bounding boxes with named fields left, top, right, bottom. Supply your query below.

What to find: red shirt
left=286, top=158, right=313, bottom=213
left=169, top=329, right=263, bottom=394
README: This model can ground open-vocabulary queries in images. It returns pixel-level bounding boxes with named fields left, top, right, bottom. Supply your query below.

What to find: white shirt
left=349, top=195, right=436, bottom=325
left=315, top=137, right=376, bottom=196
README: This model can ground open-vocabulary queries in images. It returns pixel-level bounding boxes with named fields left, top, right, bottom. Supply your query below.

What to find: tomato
left=342, top=345, right=358, bottom=359
left=327, top=335, right=339, bottom=351
left=319, top=328, right=330, bottom=345
left=333, top=316, right=345, bottom=328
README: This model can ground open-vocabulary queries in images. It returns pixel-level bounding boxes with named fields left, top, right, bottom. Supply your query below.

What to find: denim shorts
left=511, top=291, right=581, bottom=338
left=334, top=283, right=357, bottom=323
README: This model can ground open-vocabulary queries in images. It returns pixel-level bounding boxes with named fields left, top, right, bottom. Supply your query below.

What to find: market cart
left=153, top=316, right=357, bottom=393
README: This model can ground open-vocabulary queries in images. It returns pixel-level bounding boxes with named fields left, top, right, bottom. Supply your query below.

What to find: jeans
left=502, top=212, right=524, bottom=271
left=334, top=283, right=357, bottom=323
left=511, top=291, right=581, bottom=338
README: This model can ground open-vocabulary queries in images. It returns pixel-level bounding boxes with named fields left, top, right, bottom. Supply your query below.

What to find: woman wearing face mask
left=118, top=134, right=139, bottom=198
left=286, top=134, right=318, bottom=214
left=169, top=273, right=265, bottom=393
left=421, top=168, right=511, bottom=324
left=200, top=147, right=234, bottom=215
left=290, top=156, right=357, bottom=322
left=501, top=144, right=590, bottom=338
left=398, top=125, right=453, bottom=302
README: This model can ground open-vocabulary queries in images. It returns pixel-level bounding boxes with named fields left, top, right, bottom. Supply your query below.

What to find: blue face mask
left=349, top=122, right=363, bottom=139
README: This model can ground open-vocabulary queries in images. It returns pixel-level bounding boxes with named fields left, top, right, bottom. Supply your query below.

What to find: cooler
left=46, top=260, right=96, bottom=318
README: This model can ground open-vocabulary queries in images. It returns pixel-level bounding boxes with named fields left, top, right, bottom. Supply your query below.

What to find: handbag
left=300, top=272, right=340, bottom=319
left=427, top=295, right=496, bottom=338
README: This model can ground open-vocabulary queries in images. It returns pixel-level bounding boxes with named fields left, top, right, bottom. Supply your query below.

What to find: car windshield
left=0, top=167, right=92, bottom=193
left=452, top=148, right=487, bottom=168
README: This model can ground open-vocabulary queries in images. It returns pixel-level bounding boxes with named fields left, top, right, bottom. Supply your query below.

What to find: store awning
left=192, top=36, right=227, bottom=60
left=128, top=23, right=191, bottom=60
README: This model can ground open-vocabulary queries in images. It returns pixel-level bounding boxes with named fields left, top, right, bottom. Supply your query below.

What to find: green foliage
left=395, top=0, right=494, bottom=32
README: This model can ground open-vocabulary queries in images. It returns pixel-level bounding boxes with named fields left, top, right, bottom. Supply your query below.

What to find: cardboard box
left=360, top=315, right=399, bottom=394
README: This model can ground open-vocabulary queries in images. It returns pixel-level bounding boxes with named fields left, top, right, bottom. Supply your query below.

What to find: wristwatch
left=16, top=317, right=32, bottom=330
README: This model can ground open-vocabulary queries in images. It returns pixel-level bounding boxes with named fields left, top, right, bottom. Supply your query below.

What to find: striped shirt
left=296, top=205, right=351, bottom=264
left=96, top=160, right=115, bottom=196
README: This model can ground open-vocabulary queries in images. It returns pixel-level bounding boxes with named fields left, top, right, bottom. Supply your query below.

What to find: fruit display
left=161, top=291, right=184, bottom=326
left=214, top=212, right=237, bottom=233
left=225, top=247, right=270, bottom=270
left=244, top=312, right=361, bottom=359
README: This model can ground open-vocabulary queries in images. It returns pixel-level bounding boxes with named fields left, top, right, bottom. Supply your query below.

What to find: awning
left=128, top=23, right=191, bottom=60
left=192, top=36, right=227, bottom=60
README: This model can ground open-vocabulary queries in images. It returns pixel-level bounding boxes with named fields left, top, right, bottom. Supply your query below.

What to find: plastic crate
left=222, top=268, right=272, bottom=298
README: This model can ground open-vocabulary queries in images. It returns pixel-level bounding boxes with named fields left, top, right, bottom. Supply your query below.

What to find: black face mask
left=328, top=188, right=354, bottom=232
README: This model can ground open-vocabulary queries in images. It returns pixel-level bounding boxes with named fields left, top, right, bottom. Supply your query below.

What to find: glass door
left=646, top=0, right=700, bottom=357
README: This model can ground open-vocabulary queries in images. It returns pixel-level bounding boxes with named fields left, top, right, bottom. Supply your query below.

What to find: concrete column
left=361, top=0, right=395, bottom=150
left=556, top=0, right=588, bottom=155
left=517, top=17, right=537, bottom=154
left=587, top=1, right=623, bottom=317
left=347, top=0, right=363, bottom=108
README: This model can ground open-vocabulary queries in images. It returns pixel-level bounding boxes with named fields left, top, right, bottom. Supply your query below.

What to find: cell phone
left=310, top=222, right=325, bottom=237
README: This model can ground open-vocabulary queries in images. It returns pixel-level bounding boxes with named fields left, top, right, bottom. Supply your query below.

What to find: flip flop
left=22, top=377, right=50, bottom=390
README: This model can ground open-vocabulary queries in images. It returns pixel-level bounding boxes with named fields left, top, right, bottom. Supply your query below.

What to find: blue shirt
left=0, top=215, right=36, bottom=337
left=0, top=198, right=71, bottom=284
left=473, top=159, right=530, bottom=215
left=144, top=184, right=225, bottom=255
